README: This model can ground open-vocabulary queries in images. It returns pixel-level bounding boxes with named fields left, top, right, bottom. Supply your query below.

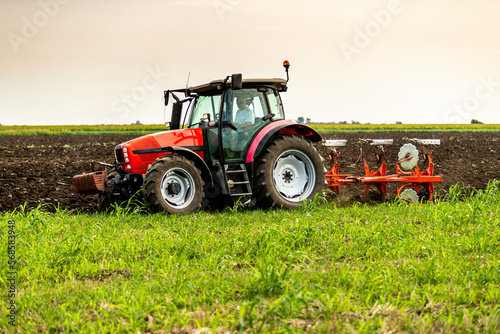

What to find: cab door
left=188, top=94, right=223, bottom=160
left=221, top=88, right=270, bottom=161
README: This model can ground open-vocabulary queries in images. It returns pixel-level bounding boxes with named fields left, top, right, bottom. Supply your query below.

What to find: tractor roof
left=187, top=78, right=287, bottom=95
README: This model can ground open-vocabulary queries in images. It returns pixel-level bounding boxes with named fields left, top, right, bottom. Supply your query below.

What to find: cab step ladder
left=224, top=164, right=253, bottom=196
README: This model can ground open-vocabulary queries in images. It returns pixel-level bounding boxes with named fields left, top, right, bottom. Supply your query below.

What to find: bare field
left=0, top=132, right=498, bottom=212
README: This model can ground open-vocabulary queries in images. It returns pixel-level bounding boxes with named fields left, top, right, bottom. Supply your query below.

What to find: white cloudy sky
left=1, top=0, right=500, bottom=125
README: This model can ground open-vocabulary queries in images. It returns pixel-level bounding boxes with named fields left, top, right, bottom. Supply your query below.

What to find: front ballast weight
left=73, top=161, right=114, bottom=194
left=73, top=161, right=143, bottom=210
left=324, top=138, right=443, bottom=202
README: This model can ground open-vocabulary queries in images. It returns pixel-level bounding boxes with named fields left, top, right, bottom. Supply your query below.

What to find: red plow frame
left=325, top=138, right=442, bottom=202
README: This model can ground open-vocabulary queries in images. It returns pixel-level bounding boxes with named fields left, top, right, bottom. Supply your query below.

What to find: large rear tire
left=254, top=134, right=325, bottom=209
left=144, top=155, right=205, bottom=214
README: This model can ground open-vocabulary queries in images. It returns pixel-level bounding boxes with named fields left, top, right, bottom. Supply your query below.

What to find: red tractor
left=74, top=62, right=327, bottom=214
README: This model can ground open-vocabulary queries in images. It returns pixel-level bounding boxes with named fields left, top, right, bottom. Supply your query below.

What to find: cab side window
left=190, top=95, right=222, bottom=127
left=266, top=89, right=284, bottom=120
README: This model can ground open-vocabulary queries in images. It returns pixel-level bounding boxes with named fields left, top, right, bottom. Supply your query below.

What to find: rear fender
left=245, top=120, right=322, bottom=163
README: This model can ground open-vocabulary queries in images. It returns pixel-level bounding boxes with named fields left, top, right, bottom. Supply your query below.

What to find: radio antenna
left=185, top=71, right=191, bottom=89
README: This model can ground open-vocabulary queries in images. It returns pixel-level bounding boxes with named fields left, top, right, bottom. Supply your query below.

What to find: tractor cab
left=166, top=76, right=288, bottom=163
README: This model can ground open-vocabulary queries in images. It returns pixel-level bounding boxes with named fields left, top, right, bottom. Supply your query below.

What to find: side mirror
left=231, top=73, right=243, bottom=90
left=164, top=91, right=169, bottom=106
left=170, top=102, right=182, bottom=130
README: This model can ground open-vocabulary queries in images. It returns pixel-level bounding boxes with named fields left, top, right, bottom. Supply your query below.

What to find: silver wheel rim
left=160, top=167, right=195, bottom=209
left=272, top=149, right=316, bottom=202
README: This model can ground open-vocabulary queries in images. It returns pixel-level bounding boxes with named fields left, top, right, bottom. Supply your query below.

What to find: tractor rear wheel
left=254, top=134, right=325, bottom=209
left=144, top=155, right=205, bottom=214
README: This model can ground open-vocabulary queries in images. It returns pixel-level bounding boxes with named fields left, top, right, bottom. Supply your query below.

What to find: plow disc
left=398, top=143, right=419, bottom=171
left=399, top=188, right=419, bottom=203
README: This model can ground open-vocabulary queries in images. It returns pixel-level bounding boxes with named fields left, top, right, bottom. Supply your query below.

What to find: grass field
left=1, top=123, right=500, bottom=136
left=1, top=182, right=500, bottom=333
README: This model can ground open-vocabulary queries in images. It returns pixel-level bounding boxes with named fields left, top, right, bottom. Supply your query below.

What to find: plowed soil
left=0, top=132, right=498, bottom=212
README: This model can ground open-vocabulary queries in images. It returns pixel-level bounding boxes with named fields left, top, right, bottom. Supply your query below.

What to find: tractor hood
left=115, top=128, right=204, bottom=174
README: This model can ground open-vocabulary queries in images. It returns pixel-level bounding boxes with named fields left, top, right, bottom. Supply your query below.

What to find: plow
left=324, top=138, right=442, bottom=203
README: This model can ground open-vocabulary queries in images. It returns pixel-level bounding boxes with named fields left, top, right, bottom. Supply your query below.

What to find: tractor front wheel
left=254, top=134, right=325, bottom=209
left=144, top=155, right=205, bottom=214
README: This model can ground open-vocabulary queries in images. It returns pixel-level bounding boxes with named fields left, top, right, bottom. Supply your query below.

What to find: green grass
left=1, top=181, right=500, bottom=333
left=1, top=123, right=500, bottom=136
